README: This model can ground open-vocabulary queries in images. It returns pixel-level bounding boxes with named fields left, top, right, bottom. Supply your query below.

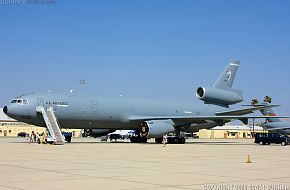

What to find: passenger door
left=37, top=98, right=44, bottom=107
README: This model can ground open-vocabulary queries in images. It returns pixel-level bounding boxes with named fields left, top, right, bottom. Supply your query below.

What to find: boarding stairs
left=36, top=106, right=65, bottom=145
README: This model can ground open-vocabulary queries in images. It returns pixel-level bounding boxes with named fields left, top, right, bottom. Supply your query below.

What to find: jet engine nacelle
left=83, top=129, right=115, bottom=137
left=139, top=119, right=175, bottom=138
left=196, top=87, right=243, bottom=106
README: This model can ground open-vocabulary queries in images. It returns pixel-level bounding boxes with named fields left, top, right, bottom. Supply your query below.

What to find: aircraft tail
left=196, top=60, right=243, bottom=108
left=259, top=102, right=282, bottom=123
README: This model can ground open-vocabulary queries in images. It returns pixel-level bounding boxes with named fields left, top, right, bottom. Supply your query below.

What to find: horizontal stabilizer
left=215, top=105, right=280, bottom=116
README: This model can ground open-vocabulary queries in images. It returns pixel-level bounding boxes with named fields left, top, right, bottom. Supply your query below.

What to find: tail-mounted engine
left=196, top=87, right=243, bottom=107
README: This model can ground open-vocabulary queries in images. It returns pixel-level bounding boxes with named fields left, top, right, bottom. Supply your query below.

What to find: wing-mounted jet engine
left=131, top=120, right=185, bottom=144
left=130, top=119, right=178, bottom=143
left=139, top=120, right=175, bottom=138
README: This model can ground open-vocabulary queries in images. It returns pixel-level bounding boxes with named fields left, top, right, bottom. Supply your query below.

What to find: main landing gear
left=154, top=136, right=186, bottom=144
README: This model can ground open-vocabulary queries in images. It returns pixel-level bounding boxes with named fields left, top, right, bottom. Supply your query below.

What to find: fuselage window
left=23, top=99, right=28, bottom=104
left=11, top=99, right=29, bottom=105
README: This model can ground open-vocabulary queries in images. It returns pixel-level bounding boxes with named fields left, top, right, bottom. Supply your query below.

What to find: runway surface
left=0, top=137, right=289, bottom=190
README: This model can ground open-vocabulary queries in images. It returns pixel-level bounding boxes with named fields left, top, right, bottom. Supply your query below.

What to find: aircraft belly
left=58, top=119, right=136, bottom=130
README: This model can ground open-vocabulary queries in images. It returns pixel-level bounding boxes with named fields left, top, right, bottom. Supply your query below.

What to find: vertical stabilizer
left=260, top=102, right=282, bottom=123
left=214, top=60, right=240, bottom=90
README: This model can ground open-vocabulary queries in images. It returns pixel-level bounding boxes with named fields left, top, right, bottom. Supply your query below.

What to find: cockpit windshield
left=11, top=99, right=29, bottom=105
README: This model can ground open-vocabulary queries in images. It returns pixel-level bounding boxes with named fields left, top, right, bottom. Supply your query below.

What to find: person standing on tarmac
left=29, top=131, right=35, bottom=143
left=163, top=134, right=167, bottom=147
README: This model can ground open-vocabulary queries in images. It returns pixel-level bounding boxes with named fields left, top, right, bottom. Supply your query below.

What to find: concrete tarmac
left=0, top=137, right=289, bottom=190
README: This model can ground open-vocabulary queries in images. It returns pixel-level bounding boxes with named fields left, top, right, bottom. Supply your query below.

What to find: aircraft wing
left=128, top=115, right=289, bottom=123
left=267, top=127, right=290, bottom=131
left=215, top=105, right=279, bottom=116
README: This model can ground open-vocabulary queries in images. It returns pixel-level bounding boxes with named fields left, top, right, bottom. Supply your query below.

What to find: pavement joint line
left=0, top=163, right=196, bottom=189
left=0, top=177, right=97, bottom=184
left=0, top=184, right=26, bottom=190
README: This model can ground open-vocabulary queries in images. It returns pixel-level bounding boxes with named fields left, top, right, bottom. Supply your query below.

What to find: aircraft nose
left=3, top=106, right=8, bottom=114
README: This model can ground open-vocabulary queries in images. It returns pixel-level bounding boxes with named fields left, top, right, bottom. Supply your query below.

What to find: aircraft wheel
left=130, top=136, right=146, bottom=143
left=155, top=137, right=163, bottom=144
left=179, top=137, right=186, bottom=144
left=167, top=137, right=173, bottom=144
left=130, top=137, right=138, bottom=143
left=174, top=138, right=179, bottom=144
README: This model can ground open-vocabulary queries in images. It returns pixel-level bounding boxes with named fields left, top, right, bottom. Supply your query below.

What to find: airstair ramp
left=37, top=106, right=65, bottom=145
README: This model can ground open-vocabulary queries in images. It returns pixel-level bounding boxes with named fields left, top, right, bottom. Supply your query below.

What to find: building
left=0, top=108, right=81, bottom=137
left=197, top=124, right=267, bottom=139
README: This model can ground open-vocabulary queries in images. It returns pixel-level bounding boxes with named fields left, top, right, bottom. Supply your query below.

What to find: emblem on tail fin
left=224, top=70, right=232, bottom=82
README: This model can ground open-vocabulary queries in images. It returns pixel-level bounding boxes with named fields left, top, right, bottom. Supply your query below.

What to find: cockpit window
left=11, top=99, right=29, bottom=105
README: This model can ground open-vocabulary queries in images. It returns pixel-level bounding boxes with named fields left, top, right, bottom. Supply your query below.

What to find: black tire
left=155, top=137, right=163, bottom=144
left=281, top=141, right=287, bottom=146
left=179, top=137, right=186, bottom=144
left=167, top=137, right=173, bottom=144
left=130, top=136, right=142, bottom=143
left=141, top=137, right=148, bottom=143
left=174, top=138, right=179, bottom=144
left=259, top=141, right=264, bottom=145
left=130, top=137, right=136, bottom=143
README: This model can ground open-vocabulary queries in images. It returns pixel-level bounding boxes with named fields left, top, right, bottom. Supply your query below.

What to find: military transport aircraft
left=3, top=61, right=284, bottom=144
left=254, top=98, right=290, bottom=135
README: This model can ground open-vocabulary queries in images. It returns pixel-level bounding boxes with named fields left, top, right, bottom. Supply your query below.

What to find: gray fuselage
left=5, top=93, right=224, bottom=132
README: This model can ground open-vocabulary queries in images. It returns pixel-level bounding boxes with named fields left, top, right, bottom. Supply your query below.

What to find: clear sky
left=0, top=0, right=290, bottom=116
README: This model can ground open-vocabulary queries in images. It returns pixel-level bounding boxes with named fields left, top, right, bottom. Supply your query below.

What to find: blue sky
left=0, top=0, right=290, bottom=115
